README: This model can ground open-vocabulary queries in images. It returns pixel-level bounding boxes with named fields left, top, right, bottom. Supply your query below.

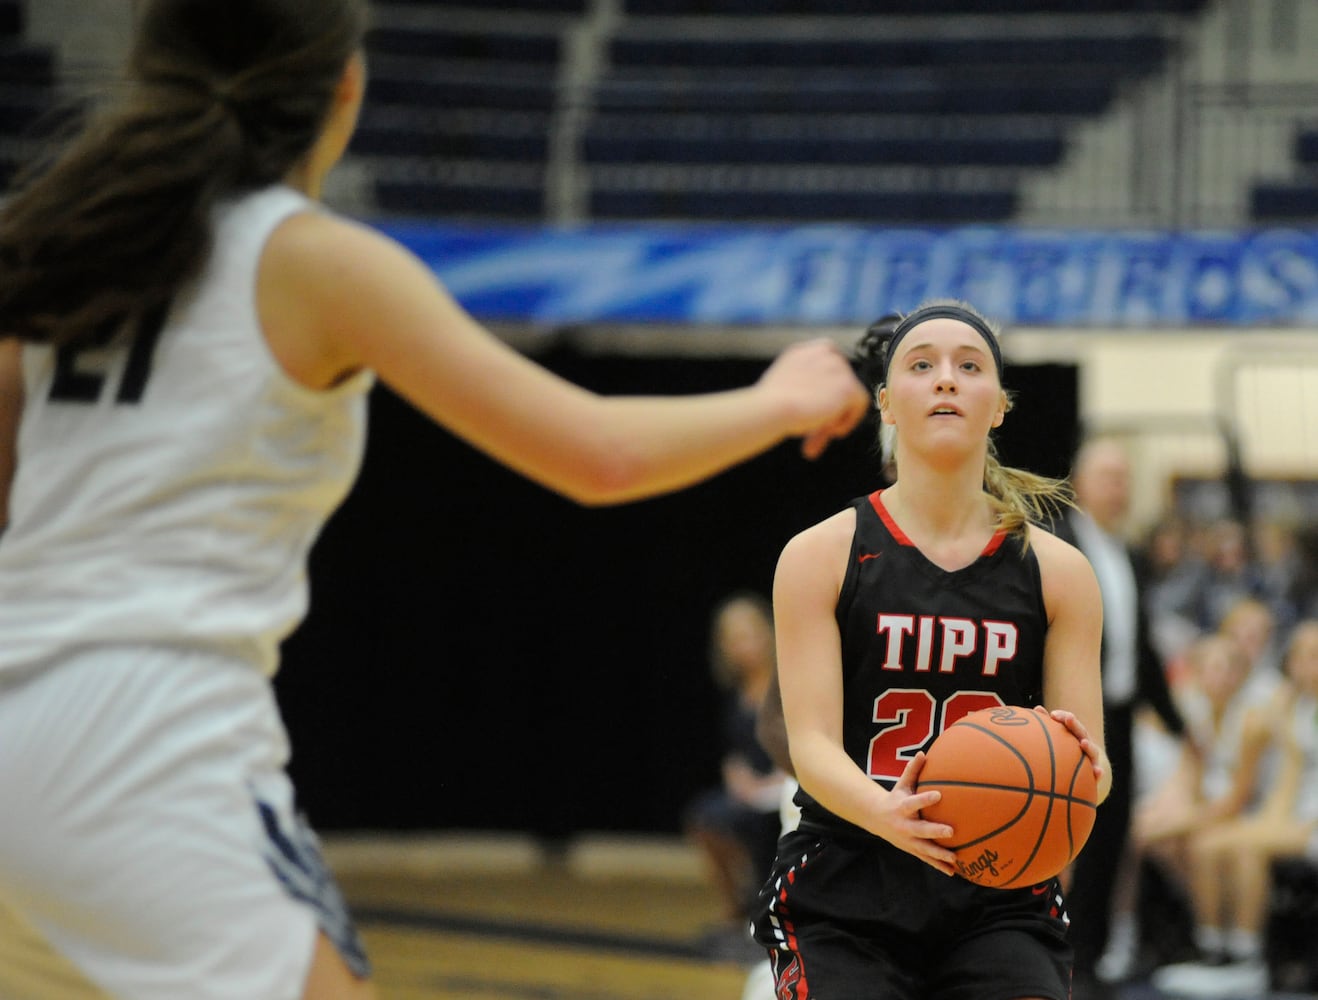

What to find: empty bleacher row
left=0, top=0, right=58, bottom=190
left=1, top=0, right=1316, bottom=227
left=623, top=0, right=1208, bottom=13
left=1252, top=124, right=1318, bottom=223
left=356, top=0, right=1214, bottom=224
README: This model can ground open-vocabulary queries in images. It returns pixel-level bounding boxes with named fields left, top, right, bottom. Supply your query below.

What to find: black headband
left=883, top=305, right=1004, bottom=379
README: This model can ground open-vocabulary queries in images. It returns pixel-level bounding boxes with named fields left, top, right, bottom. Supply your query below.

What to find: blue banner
left=379, top=222, right=1318, bottom=327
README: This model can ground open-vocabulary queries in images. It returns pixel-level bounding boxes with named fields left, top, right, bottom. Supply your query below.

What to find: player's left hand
left=1034, top=706, right=1106, bottom=788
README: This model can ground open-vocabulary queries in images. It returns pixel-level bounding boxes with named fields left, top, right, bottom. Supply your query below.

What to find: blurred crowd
left=1109, top=506, right=1318, bottom=997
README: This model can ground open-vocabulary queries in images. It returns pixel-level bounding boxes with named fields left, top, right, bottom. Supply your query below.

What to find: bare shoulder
left=1028, top=522, right=1093, bottom=580
left=777, top=506, right=856, bottom=580
left=263, top=210, right=427, bottom=294
left=1027, top=522, right=1101, bottom=618
left=258, top=209, right=461, bottom=384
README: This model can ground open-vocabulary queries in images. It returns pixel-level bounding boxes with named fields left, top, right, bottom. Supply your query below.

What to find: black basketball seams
left=926, top=708, right=1098, bottom=886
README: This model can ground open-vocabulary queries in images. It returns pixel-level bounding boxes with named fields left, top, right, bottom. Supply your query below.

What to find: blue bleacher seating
left=624, top=0, right=1206, bottom=13
left=384, top=0, right=586, bottom=10
left=375, top=178, right=545, bottom=218
left=1251, top=183, right=1318, bottom=222
left=1295, top=128, right=1318, bottom=166
left=353, top=109, right=550, bottom=161
left=594, top=73, right=1117, bottom=116
left=589, top=186, right=1017, bottom=224
left=356, top=0, right=1201, bottom=224
left=0, top=2, right=61, bottom=191
left=367, top=27, right=560, bottom=64
left=1248, top=126, right=1318, bottom=223
left=366, top=64, right=557, bottom=113
left=582, top=118, right=1065, bottom=168
left=606, top=35, right=1169, bottom=72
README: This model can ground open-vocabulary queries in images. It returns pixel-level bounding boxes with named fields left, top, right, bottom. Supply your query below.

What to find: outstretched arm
left=258, top=213, right=871, bottom=506
left=0, top=338, right=21, bottom=532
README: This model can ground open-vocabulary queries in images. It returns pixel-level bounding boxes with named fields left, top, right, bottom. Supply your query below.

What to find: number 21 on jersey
left=47, top=302, right=169, bottom=405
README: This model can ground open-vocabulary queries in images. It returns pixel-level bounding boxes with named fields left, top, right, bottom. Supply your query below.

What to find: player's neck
left=883, top=473, right=995, bottom=545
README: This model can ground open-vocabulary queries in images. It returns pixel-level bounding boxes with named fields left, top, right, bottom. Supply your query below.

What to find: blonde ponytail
left=984, top=443, right=1075, bottom=540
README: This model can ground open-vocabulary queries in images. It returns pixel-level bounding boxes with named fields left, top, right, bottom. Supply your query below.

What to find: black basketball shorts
left=750, top=825, right=1073, bottom=1000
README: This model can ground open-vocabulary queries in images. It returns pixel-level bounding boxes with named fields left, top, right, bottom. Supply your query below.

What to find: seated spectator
left=1097, top=633, right=1260, bottom=982
left=1151, top=619, right=1318, bottom=999
left=684, top=592, right=787, bottom=925
left=1190, top=518, right=1261, bottom=634
left=1218, top=596, right=1284, bottom=701
left=1252, top=517, right=1304, bottom=635
left=1142, top=513, right=1209, bottom=669
left=1138, top=633, right=1269, bottom=871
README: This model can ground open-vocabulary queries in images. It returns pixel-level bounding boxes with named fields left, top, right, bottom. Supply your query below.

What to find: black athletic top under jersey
left=795, top=489, right=1050, bottom=835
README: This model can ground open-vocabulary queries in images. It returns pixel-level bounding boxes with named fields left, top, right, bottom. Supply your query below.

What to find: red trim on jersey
left=869, top=489, right=1009, bottom=557
left=869, top=490, right=913, bottom=545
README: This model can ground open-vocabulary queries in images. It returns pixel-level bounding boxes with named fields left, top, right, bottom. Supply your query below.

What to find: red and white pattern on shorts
left=765, top=850, right=812, bottom=1000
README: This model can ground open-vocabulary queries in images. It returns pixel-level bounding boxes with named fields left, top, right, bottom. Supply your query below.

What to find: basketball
left=917, top=705, right=1098, bottom=889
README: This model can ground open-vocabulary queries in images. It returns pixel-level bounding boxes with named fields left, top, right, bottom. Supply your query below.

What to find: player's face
left=878, top=319, right=1006, bottom=451
left=1195, top=638, right=1248, bottom=705
left=1073, top=442, right=1132, bottom=529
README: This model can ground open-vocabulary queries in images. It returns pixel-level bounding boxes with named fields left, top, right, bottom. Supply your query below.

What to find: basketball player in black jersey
left=750, top=301, right=1113, bottom=1000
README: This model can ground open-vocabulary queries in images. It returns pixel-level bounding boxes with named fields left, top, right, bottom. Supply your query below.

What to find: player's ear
left=878, top=386, right=895, bottom=426
left=991, top=388, right=1006, bottom=429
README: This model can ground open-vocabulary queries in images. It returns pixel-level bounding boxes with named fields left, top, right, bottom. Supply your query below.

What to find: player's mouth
left=928, top=405, right=963, bottom=417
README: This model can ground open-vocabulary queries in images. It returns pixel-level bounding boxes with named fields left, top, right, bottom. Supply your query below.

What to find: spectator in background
left=1290, top=523, right=1318, bottom=620
left=684, top=592, right=787, bottom=932
left=1103, top=632, right=1274, bottom=980
left=1141, top=513, right=1208, bottom=670
left=1152, top=619, right=1318, bottom=1000
left=1218, top=596, right=1284, bottom=701
left=1252, top=517, right=1304, bottom=635
left=1051, top=436, right=1186, bottom=998
left=1191, top=518, right=1260, bottom=634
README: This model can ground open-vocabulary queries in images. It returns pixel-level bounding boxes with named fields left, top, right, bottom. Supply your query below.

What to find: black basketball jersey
left=796, top=489, right=1050, bottom=834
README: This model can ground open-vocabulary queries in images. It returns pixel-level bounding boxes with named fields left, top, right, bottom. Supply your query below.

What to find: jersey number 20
left=867, top=689, right=1006, bottom=783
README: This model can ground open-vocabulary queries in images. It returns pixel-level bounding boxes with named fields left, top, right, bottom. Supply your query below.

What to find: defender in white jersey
left=0, top=2, right=871, bottom=998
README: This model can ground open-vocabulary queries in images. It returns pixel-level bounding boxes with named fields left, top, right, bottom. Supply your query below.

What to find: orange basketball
left=917, top=705, right=1098, bottom=889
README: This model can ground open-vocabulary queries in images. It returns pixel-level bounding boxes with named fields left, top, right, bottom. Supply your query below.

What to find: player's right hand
left=870, top=751, right=960, bottom=876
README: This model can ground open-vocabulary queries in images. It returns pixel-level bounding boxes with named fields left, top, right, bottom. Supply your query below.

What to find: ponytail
left=984, top=444, right=1075, bottom=540
left=0, top=0, right=366, bottom=348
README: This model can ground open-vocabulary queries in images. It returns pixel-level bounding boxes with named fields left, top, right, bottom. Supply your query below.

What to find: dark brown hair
left=0, top=0, right=367, bottom=347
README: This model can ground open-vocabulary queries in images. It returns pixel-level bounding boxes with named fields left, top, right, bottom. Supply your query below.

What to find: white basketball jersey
left=0, top=186, right=372, bottom=676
